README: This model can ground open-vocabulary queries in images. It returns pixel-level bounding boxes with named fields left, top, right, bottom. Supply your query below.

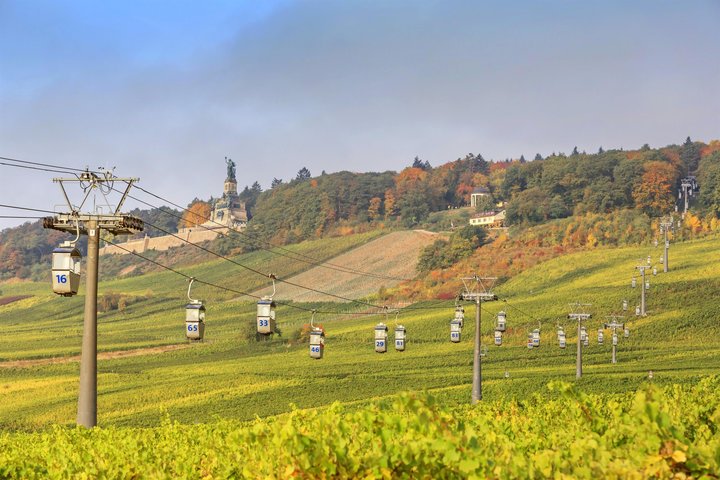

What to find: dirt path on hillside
left=252, top=230, right=438, bottom=302
left=0, top=344, right=190, bottom=369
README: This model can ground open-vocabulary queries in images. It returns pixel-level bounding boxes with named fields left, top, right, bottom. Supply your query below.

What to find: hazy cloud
left=1, top=0, right=719, bottom=229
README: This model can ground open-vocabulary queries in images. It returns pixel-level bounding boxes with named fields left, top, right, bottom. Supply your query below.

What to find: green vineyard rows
left=1, top=378, right=719, bottom=479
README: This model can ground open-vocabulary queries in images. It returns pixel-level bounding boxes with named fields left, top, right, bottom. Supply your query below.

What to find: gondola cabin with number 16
left=52, top=242, right=81, bottom=296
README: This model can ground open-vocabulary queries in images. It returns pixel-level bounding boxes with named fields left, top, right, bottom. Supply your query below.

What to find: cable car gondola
left=51, top=221, right=81, bottom=297
left=308, top=311, right=325, bottom=359
left=395, top=325, right=406, bottom=351
left=496, top=311, right=507, bottom=332
left=257, top=274, right=277, bottom=335
left=450, top=319, right=462, bottom=343
left=184, top=278, right=205, bottom=341
left=309, top=328, right=325, bottom=359
left=375, top=323, right=388, bottom=353
left=454, top=305, right=465, bottom=329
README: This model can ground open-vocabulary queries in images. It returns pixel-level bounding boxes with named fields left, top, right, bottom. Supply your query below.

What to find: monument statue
left=225, top=156, right=236, bottom=181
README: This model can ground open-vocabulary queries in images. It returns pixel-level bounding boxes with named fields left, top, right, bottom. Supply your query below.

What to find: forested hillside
left=2, top=138, right=719, bottom=280
left=246, top=138, right=720, bottom=243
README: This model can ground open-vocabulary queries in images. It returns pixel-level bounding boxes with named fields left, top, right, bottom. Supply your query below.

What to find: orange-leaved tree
left=180, top=200, right=212, bottom=228
left=632, top=161, right=677, bottom=216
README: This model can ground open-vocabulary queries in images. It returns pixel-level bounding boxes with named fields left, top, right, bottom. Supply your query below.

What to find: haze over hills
left=1, top=137, right=718, bottom=289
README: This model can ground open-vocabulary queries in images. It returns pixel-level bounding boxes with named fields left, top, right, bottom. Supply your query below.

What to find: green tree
left=681, top=136, right=701, bottom=174
left=295, top=167, right=312, bottom=181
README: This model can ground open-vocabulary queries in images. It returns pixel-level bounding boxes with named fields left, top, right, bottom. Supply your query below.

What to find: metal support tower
left=568, top=303, right=592, bottom=379
left=679, top=178, right=694, bottom=215
left=43, top=169, right=143, bottom=427
left=659, top=217, right=674, bottom=273
left=604, top=315, right=625, bottom=364
left=635, top=264, right=652, bottom=316
left=461, top=276, right=498, bottom=404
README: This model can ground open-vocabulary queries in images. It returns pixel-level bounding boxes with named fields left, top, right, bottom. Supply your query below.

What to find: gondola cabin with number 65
left=256, top=297, right=276, bottom=335
left=185, top=300, right=205, bottom=341
left=52, top=242, right=81, bottom=296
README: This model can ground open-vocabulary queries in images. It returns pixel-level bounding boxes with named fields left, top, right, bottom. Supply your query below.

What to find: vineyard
left=2, top=230, right=720, bottom=476
left=1, top=379, right=719, bottom=478
left=2, top=232, right=720, bottom=428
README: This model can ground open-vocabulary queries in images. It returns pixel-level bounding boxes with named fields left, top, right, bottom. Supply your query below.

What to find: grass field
left=1, top=231, right=720, bottom=429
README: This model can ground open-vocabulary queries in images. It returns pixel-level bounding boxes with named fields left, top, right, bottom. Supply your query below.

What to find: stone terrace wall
left=99, top=227, right=225, bottom=256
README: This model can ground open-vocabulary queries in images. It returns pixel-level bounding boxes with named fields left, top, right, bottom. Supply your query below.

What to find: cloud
left=1, top=0, right=718, bottom=229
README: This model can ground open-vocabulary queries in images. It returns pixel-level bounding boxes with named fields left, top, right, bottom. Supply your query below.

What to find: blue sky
left=1, top=0, right=719, bottom=229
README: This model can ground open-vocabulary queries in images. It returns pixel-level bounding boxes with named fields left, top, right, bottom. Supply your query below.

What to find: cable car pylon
left=460, top=275, right=498, bottom=404
left=43, top=168, right=144, bottom=428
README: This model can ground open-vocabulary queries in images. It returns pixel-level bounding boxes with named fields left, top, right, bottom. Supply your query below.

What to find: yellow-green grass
left=1, top=233, right=720, bottom=428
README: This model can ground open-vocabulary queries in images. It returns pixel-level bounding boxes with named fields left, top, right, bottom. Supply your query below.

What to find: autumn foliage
left=631, top=161, right=678, bottom=216
left=180, top=201, right=212, bottom=228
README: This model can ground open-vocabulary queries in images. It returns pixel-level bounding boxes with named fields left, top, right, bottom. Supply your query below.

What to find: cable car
left=653, top=238, right=658, bottom=248
left=580, top=327, right=589, bottom=346
left=647, top=255, right=651, bottom=265
left=454, top=305, right=465, bottom=328
left=309, top=328, right=325, bottom=359
left=624, top=326, right=630, bottom=338
left=375, top=323, right=388, bottom=353
left=622, top=299, right=628, bottom=311
left=184, top=278, right=205, bottom=341
left=652, top=267, right=657, bottom=276
left=52, top=242, right=82, bottom=296
left=559, top=334, right=566, bottom=349
left=494, top=330, right=502, bottom=346
left=450, top=319, right=462, bottom=343
left=257, top=274, right=277, bottom=335
left=612, top=333, right=618, bottom=346
left=256, top=297, right=276, bottom=335
left=635, top=305, right=641, bottom=316
left=645, top=280, right=650, bottom=290
left=394, top=325, right=406, bottom=351
left=632, top=277, right=637, bottom=288
left=496, top=311, right=507, bottom=332
left=527, top=333, right=533, bottom=349
left=531, top=329, right=540, bottom=348
left=185, top=300, right=206, bottom=341
left=597, top=328, right=604, bottom=345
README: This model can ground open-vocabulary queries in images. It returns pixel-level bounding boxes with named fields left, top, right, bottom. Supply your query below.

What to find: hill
left=2, top=229, right=720, bottom=428
left=252, top=230, right=438, bottom=302
left=4, top=138, right=717, bottom=282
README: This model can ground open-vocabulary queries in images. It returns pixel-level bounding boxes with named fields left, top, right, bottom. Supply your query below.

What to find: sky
left=1, top=0, right=719, bottom=230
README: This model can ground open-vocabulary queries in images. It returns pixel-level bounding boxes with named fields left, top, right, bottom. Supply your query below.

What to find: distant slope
left=253, top=230, right=438, bottom=301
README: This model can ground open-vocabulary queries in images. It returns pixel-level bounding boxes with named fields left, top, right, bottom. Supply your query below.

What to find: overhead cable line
left=103, top=238, right=398, bottom=317
left=0, top=156, right=411, bottom=282
left=137, top=219, right=386, bottom=309
left=0, top=203, right=59, bottom=215
left=104, top=238, right=314, bottom=313
left=0, top=161, right=75, bottom=176
left=0, top=155, right=98, bottom=174
left=124, top=182, right=412, bottom=282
